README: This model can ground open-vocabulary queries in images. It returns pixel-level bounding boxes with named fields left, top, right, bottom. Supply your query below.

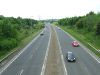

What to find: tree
left=76, top=19, right=84, bottom=29
left=2, top=23, right=17, bottom=38
left=86, top=11, right=95, bottom=16
left=96, top=22, right=100, bottom=35
left=58, top=18, right=67, bottom=26
left=0, top=15, right=42, bottom=51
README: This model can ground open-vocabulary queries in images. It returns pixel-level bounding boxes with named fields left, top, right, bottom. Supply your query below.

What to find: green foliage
left=2, top=23, right=17, bottom=38
left=58, top=19, right=67, bottom=26
left=58, top=17, right=81, bottom=27
left=76, top=18, right=84, bottom=29
left=86, top=11, right=95, bottom=16
left=0, top=38, right=18, bottom=51
left=35, top=21, right=44, bottom=29
left=96, top=22, right=100, bottom=35
left=67, top=17, right=81, bottom=26
left=76, top=15, right=96, bottom=32
left=58, top=11, right=100, bottom=35
left=57, top=11, right=100, bottom=52
left=0, top=15, right=5, bottom=20
left=60, top=26, right=100, bottom=57
left=0, top=16, right=42, bottom=51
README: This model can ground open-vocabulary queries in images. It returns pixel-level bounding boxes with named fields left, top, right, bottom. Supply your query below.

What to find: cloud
left=0, top=0, right=100, bottom=19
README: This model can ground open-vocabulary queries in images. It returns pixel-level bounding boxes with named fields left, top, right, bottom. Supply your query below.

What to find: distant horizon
left=0, top=0, right=100, bottom=20
left=0, top=11, right=99, bottom=20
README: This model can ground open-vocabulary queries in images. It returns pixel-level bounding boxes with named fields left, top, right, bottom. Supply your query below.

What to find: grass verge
left=58, top=26, right=100, bottom=57
left=0, top=29, right=43, bottom=62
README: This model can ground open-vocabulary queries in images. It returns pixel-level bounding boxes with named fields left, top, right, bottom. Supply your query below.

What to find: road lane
left=0, top=24, right=51, bottom=75
left=55, top=26, right=100, bottom=75
left=43, top=26, right=67, bottom=75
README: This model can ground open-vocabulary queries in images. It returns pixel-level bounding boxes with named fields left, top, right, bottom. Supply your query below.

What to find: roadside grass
left=0, top=29, right=43, bottom=61
left=58, top=25, right=100, bottom=57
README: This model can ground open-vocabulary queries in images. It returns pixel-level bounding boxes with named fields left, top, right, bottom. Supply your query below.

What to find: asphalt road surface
left=0, top=23, right=51, bottom=75
left=55, top=26, right=100, bottom=75
left=43, top=25, right=66, bottom=75
left=0, top=23, right=100, bottom=75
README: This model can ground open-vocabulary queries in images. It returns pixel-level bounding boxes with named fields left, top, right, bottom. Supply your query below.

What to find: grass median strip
left=44, top=26, right=66, bottom=75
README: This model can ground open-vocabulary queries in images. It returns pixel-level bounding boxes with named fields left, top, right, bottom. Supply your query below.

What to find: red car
left=72, top=41, right=79, bottom=47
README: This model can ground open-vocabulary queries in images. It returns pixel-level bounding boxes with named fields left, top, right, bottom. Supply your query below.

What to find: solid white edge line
left=88, top=43, right=99, bottom=52
left=19, top=69, right=24, bottom=75
left=54, top=26, right=68, bottom=75
left=57, top=26, right=100, bottom=63
left=0, top=28, right=45, bottom=74
left=40, top=26, right=51, bottom=75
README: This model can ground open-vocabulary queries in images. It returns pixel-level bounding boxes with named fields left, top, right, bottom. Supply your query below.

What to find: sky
left=0, top=0, right=100, bottom=20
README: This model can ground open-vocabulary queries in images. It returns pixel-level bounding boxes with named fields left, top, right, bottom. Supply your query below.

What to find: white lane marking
left=40, top=26, right=51, bottom=75
left=81, top=45, right=100, bottom=63
left=19, top=69, right=24, bottom=75
left=88, top=43, right=100, bottom=53
left=54, top=27, right=68, bottom=75
left=0, top=29, right=45, bottom=74
left=58, top=26, right=100, bottom=63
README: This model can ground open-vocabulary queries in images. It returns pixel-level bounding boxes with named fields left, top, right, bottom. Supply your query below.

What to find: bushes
left=0, top=38, right=18, bottom=51
left=0, top=16, right=43, bottom=52
left=58, top=11, right=100, bottom=36
left=96, top=22, right=100, bottom=35
left=57, top=11, right=100, bottom=49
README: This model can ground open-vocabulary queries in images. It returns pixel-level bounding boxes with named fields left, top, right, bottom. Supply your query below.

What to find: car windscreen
left=68, top=53, right=75, bottom=59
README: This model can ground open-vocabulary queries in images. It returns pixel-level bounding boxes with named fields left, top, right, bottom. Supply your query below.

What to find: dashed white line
left=40, top=26, right=51, bottom=75
left=0, top=29, right=45, bottom=74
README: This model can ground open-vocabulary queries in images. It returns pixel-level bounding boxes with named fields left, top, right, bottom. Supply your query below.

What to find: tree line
left=0, top=15, right=43, bottom=51
left=58, top=11, right=100, bottom=35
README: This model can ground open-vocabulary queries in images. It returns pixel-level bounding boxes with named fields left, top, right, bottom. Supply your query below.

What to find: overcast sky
left=0, top=0, right=100, bottom=20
